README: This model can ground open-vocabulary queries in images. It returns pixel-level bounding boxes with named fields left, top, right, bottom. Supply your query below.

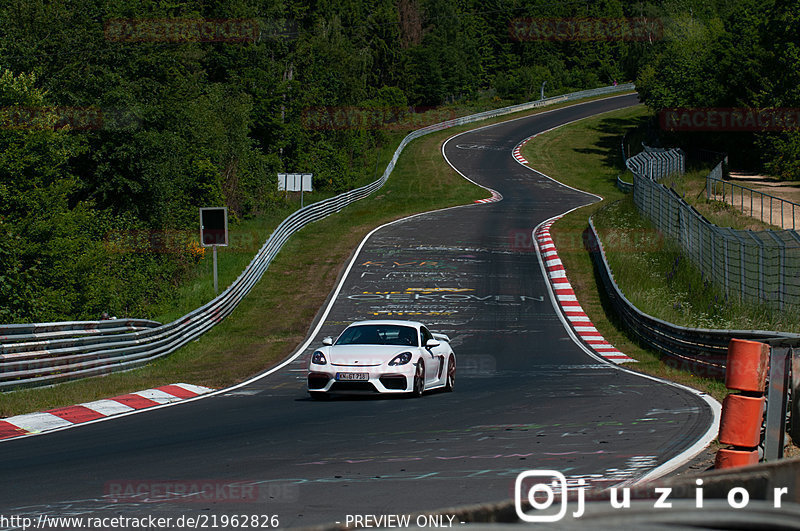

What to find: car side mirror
left=322, top=337, right=333, bottom=346
left=426, top=339, right=440, bottom=348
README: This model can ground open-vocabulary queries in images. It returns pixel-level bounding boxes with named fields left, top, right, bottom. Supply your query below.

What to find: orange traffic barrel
left=725, top=339, right=769, bottom=392
left=718, top=394, right=765, bottom=447
left=715, top=448, right=759, bottom=469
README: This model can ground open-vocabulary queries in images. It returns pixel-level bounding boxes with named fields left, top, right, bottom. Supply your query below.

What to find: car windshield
left=335, top=325, right=419, bottom=346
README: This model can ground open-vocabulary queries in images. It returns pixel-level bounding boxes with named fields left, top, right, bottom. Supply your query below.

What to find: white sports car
left=307, top=320, right=456, bottom=398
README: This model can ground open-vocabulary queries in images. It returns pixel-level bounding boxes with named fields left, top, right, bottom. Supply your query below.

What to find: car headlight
left=311, top=351, right=327, bottom=365
left=388, top=352, right=412, bottom=366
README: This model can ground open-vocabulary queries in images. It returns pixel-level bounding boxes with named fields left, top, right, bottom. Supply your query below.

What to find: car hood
left=327, top=344, right=414, bottom=366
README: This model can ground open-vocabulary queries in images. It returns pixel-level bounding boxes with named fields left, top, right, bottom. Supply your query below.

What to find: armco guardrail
left=0, top=84, right=636, bottom=391
left=0, top=319, right=161, bottom=345
left=616, top=175, right=633, bottom=193
left=586, top=217, right=800, bottom=378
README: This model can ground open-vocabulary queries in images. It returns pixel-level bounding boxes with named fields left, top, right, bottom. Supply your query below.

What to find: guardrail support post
left=764, top=346, right=791, bottom=461
left=792, top=348, right=800, bottom=445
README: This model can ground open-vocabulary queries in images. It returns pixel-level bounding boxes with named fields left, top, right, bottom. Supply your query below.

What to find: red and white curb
left=536, top=220, right=636, bottom=364
left=512, top=140, right=529, bottom=164
left=0, top=383, right=213, bottom=440
left=474, top=189, right=503, bottom=204
left=513, top=132, right=550, bottom=165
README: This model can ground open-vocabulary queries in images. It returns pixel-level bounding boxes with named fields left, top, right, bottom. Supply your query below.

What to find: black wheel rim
left=448, top=358, right=455, bottom=387
left=415, top=364, right=424, bottom=394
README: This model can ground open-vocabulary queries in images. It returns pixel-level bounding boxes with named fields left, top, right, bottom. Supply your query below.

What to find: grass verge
left=0, top=92, right=634, bottom=417
left=593, top=198, right=800, bottom=332
left=521, top=104, right=729, bottom=402
left=634, top=165, right=782, bottom=233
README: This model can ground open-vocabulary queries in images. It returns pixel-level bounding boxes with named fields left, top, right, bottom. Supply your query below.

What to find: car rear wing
left=432, top=332, right=450, bottom=342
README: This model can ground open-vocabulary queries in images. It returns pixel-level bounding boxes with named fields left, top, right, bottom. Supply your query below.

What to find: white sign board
left=278, top=173, right=313, bottom=192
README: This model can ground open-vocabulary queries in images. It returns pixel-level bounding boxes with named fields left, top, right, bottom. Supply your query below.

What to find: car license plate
left=336, top=372, right=369, bottom=381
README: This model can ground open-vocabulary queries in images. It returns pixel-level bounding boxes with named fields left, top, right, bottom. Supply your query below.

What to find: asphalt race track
left=0, top=94, right=716, bottom=528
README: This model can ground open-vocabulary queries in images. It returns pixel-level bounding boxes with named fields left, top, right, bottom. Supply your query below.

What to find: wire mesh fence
left=625, top=143, right=684, bottom=179
left=632, top=160, right=800, bottom=310
left=706, top=171, right=800, bottom=231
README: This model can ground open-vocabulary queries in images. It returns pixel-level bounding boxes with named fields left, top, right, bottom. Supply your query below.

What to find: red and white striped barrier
left=0, top=383, right=213, bottom=440
left=474, top=189, right=503, bottom=204
left=536, top=220, right=635, bottom=364
left=512, top=142, right=529, bottom=164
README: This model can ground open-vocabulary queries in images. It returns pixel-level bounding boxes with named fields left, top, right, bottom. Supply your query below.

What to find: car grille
left=307, top=374, right=330, bottom=390
left=330, top=381, right=378, bottom=393
left=379, top=375, right=408, bottom=390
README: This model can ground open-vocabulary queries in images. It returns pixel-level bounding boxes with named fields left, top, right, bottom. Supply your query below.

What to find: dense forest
left=635, top=0, right=800, bottom=177
left=1, top=0, right=796, bottom=323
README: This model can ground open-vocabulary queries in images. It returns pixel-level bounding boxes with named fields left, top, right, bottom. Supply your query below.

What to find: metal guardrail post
left=737, top=234, right=747, bottom=299
left=722, top=178, right=727, bottom=204
left=765, top=230, right=787, bottom=310
left=741, top=184, right=745, bottom=215
left=723, top=232, right=731, bottom=294
left=764, top=346, right=792, bottom=461
left=746, top=232, right=765, bottom=301
left=711, top=226, right=718, bottom=289
left=792, top=348, right=800, bottom=445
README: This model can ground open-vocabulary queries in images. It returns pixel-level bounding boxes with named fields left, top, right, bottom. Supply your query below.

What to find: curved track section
left=0, top=95, right=715, bottom=528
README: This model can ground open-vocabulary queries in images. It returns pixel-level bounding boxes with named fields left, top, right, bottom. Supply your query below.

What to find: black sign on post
left=200, top=207, right=228, bottom=295
left=200, top=207, right=228, bottom=247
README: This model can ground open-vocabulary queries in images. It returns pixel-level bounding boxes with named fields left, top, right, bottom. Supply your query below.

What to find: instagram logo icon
left=515, top=470, right=586, bottom=522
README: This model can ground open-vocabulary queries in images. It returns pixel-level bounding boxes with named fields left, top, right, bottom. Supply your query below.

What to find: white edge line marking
left=511, top=110, right=722, bottom=483
left=0, top=93, right=646, bottom=443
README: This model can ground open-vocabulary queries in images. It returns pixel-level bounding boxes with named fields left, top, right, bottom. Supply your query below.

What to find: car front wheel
left=445, top=356, right=455, bottom=392
left=411, top=361, right=425, bottom=398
